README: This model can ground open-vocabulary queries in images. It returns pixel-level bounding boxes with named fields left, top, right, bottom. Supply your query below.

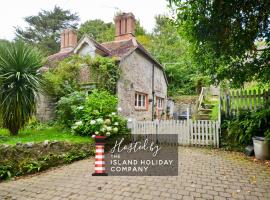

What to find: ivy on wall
left=43, top=55, right=120, bottom=98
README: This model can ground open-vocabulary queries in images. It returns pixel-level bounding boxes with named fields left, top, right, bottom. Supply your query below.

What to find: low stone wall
left=0, top=141, right=94, bottom=181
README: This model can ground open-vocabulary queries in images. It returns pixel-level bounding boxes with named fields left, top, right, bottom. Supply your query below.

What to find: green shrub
left=222, top=109, right=270, bottom=148
left=56, top=91, right=87, bottom=128
left=43, top=55, right=82, bottom=98
left=56, top=90, right=128, bottom=137
left=83, top=90, right=118, bottom=115
left=25, top=117, right=55, bottom=131
left=71, top=90, right=128, bottom=137
left=0, top=165, right=12, bottom=180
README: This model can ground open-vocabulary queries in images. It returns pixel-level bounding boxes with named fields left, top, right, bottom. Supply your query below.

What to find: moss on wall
left=0, top=141, right=95, bottom=181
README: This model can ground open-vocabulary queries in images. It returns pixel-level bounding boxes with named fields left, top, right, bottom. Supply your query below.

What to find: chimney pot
left=60, top=29, right=77, bottom=52
left=114, top=12, right=136, bottom=41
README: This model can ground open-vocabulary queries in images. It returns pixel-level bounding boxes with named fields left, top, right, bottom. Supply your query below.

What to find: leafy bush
left=57, top=90, right=128, bottom=137
left=222, top=109, right=270, bottom=148
left=83, top=90, right=118, bottom=115
left=25, top=117, right=55, bottom=131
left=56, top=91, right=87, bottom=128
left=43, top=55, right=82, bottom=98
left=0, top=165, right=11, bottom=180
left=72, top=112, right=127, bottom=137
left=71, top=90, right=127, bottom=137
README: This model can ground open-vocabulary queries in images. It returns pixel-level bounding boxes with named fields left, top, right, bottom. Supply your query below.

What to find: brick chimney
left=114, top=12, right=136, bottom=41
left=60, top=29, right=77, bottom=52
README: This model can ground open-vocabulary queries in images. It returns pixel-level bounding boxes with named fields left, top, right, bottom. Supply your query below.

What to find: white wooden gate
left=132, top=120, right=220, bottom=147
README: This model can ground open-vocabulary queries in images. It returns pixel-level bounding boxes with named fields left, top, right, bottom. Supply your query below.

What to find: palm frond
left=0, top=41, right=44, bottom=135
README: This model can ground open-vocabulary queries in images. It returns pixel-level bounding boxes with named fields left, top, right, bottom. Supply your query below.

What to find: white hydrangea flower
left=71, top=125, right=77, bottom=130
left=78, top=106, right=84, bottom=110
left=114, top=122, right=119, bottom=126
left=106, top=132, right=111, bottom=136
left=100, top=127, right=105, bottom=132
left=75, top=121, right=83, bottom=126
left=111, top=112, right=116, bottom=116
left=96, top=118, right=103, bottom=123
left=95, top=131, right=99, bottom=135
left=106, top=126, right=112, bottom=131
left=104, top=119, right=111, bottom=125
left=90, top=120, right=96, bottom=125
left=113, top=127, right=118, bottom=133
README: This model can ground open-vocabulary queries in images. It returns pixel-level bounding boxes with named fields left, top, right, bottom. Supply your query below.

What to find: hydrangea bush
left=72, top=112, right=127, bottom=137
left=57, top=90, right=128, bottom=137
left=57, top=91, right=87, bottom=128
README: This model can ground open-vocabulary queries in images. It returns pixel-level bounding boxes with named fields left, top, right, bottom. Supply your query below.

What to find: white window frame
left=156, top=97, right=164, bottom=110
left=135, top=92, right=147, bottom=109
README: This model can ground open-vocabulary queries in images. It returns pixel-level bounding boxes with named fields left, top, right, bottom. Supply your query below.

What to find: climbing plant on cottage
left=43, top=55, right=120, bottom=98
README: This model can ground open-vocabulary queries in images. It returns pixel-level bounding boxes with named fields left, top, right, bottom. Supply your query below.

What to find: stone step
left=196, top=114, right=211, bottom=120
left=202, top=104, right=215, bottom=109
left=195, top=115, right=212, bottom=120
left=198, top=108, right=212, bottom=113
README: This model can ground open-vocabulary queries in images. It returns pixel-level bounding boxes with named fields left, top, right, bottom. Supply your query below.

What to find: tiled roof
left=47, top=50, right=74, bottom=63
left=101, top=39, right=136, bottom=58
left=103, top=39, right=164, bottom=69
left=41, top=50, right=73, bottom=72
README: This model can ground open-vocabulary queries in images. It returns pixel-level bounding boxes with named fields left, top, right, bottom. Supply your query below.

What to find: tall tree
left=168, top=0, right=270, bottom=86
left=141, top=15, right=210, bottom=95
left=78, top=20, right=115, bottom=42
left=15, top=6, right=79, bottom=55
left=0, top=41, right=44, bottom=135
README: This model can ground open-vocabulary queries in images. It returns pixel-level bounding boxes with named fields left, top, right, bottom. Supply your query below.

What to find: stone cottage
left=37, top=12, right=168, bottom=121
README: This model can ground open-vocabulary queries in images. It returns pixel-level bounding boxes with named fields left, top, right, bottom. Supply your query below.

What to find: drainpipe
left=152, top=64, right=155, bottom=121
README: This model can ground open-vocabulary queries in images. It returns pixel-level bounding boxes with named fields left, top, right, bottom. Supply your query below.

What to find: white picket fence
left=132, top=120, right=220, bottom=147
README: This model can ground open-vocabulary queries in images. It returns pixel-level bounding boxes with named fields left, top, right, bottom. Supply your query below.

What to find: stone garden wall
left=0, top=141, right=94, bottom=181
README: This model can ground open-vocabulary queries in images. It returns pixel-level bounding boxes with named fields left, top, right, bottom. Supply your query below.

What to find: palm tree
left=0, top=41, right=44, bottom=135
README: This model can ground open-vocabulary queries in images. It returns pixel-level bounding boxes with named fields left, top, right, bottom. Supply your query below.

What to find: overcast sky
left=0, top=0, right=170, bottom=40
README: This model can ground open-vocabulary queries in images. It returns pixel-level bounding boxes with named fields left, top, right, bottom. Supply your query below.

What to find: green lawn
left=0, top=127, right=93, bottom=145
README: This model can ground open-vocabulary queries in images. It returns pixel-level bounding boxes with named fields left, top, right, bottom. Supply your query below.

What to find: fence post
left=155, top=119, right=159, bottom=144
left=218, top=92, right=222, bottom=126
left=216, top=121, right=220, bottom=148
left=131, top=119, right=136, bottom=143
left=226, top=92, right=230, bottom=117
left=187, top=108, right=191, bottom=145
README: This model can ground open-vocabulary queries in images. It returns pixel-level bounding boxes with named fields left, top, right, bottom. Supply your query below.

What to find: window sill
left=135, top=107, right=147, bottom=111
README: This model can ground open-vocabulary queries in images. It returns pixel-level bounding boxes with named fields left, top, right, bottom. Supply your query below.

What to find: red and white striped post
left=92, top=135, right=108, bottom=176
